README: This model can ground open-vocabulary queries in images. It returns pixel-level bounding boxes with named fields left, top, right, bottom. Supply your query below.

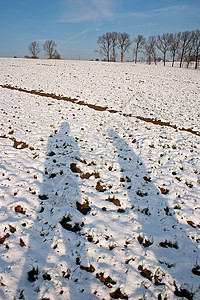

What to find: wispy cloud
left=59, top=0, right=115, bottom=23
left=129, top=5, right=189, bottom=19
left=129, top=12, right=147, bottom=18
left=58, top=2, right=190, bottom=29
left=151, top=5, right=188, bottom=16
left=65, top=28, right=93, bottom=43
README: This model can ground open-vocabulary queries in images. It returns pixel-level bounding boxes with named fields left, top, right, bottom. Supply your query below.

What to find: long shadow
left=15, top=122, right=93, bottom=299
left=107, top=128, right=199, bottom=299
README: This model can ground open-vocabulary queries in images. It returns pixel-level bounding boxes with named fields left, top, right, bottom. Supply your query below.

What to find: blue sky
left=0, top=0, right=199, bottom=60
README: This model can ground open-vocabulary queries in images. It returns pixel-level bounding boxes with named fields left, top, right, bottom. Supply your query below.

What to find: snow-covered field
left=0, top=58, right=199, bottom=300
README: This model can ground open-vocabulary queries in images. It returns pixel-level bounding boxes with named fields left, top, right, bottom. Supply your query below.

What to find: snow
left=0, top=58, right=199, bottom=299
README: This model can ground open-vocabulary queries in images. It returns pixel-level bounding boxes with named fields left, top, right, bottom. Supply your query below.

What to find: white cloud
left=151, top=5, right=188, bottom=16
left=67, top=28, right=92, bottom=42
left=127, top=5, right=189, bottom=19
left=59, top=28, right=93, bottom=44
left=58, top=2, right=190, bottom=27
left=129, top=12, right=147, bottom=18
left=60, top=0, right=115, bottom=23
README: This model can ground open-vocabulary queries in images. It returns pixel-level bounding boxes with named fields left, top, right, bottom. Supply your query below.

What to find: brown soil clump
left=76, top=201, right=91, bottom=215
left=1, top=84, right=199, bottom=136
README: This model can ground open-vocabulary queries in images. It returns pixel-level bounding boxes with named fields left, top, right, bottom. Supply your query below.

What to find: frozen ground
left=0, top=58, right=199, bottom=300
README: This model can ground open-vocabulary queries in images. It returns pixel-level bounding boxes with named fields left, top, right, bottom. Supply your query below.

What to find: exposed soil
left=70, top=163, right=82, bottom=173
left=59, top=216, right=84, bottom=233
left=15, top=205, right=26, bottom=214
left=159, top=240, right=178, bottom=249
left=192, top=266, right=200, bottom=276
left=38, top=194, right=49, bottom=200
left=80, top=264, right=95, bottom=273
left=174, top=286, right=194, bottom=300
left=0, top=134, right=35, bottom=151
left=96, top=180, right=106, bottom=192
left=138, top=265, right=153, bottom=282
left=0, top=233, right=10, bottom=244
left=96, top=272, right=116, bottom=288
left=27, top=267, right=39, bottom=282
left=76, top=201, right=91, bottom=215
left=19, top=238, right=26, bottom=247
left=110, top=288, right=128, bottom=299
left=106, top=197, right=121, bottom=207
left=1, top=84, right=199, bottom=136
left=80, top=171, right=99, bottom=179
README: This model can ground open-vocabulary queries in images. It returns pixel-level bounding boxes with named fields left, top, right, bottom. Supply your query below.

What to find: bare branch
left=179, top=31, right=194, bottom=67
left=168, top=32, right=181, bottom=67
left=133, top=35, right=146, bottom=63
left=97, top=33, right=112, bottom=62
left=110, top=32, right=118, bottom=62
left=28, top=41, right=40, bottom=58
left=193, top=29, right=200, bottom=69
left=157, top=33, right=170, bottom=66
left=118, top=33, right=131, bottom=62
left=43, top=40, right=60, bottom=59
left=145, top=36, right=157, bottom=65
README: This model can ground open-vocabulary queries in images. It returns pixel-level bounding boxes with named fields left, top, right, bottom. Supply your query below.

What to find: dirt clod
left=15, top=205, right=26, bottom=214
left=70, top=163, right=82, bottom=173
left=96, top=272, right=116, bottom=288
left=59, top=216, right=84, bottom=232
left=76, top=201, right=91, bottom=215
left=0, top=233, right=10, bottom=244
left=39, top=194, right=49, bottom=200
left=27, top=267, right=39, bottom=282
left=80, top=265, right=95, bottom=273
left=159, top=187, right=169, bottom=195
left=110, top=288, right=128, bottom=299
left=19, top=238, right=26, bottom=247
left=96, top=181, right=106, bottom=192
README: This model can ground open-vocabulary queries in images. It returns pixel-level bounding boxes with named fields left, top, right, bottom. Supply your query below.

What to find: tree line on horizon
left=26, top=40, right=61, bottom=60
left=26, top=30, right=199, bottom=69
left=97, top=30, right=200, bottom=69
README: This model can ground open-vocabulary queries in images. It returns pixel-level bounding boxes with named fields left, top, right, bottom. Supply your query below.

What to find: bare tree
left=185, top=33, right=195, bottom=68
left=53, top=50, right=61, bottom=59
left=110, top=32, right=118, bottom=62
left=43, top=40, right=60, bottom=59
left=146, top=36, right=157, bottom=65
left=28, top=41, right=40, bottom=58
left=179, top=31, right=194, bottom=67
left=97, top=33, right=112, bottom=61
left=193, top=29, right=200, bottom=69
left=145, top=44, right=152, bottom=64
left=168, top=32, right=181, bottom=67
left=157, top=33, right=170, bottom=66
left=118, top=33, right=131, bottom=62
left=133, top=34, right=146, bottom=64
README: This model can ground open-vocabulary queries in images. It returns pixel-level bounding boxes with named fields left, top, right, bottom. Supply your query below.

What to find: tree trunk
left=107, top=49, right=110, bottom=62
left=186, top=49, right=192, bottom=68
left=135, top=50, right=138, bottom=64
left=195, top=50, right=199, bottom=69
left=135, top=45, right=138, bottom=64
left=172, top=49, right=177, bottom=67
left=180, top=52, right=184, bottom=67
left=121, top=49, right=124, bottom=62
left=112, top=46, right=116, bottom=62
left=172, top=61, right=174, bottom=67
left=195, top=56, right=198, bottom=69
